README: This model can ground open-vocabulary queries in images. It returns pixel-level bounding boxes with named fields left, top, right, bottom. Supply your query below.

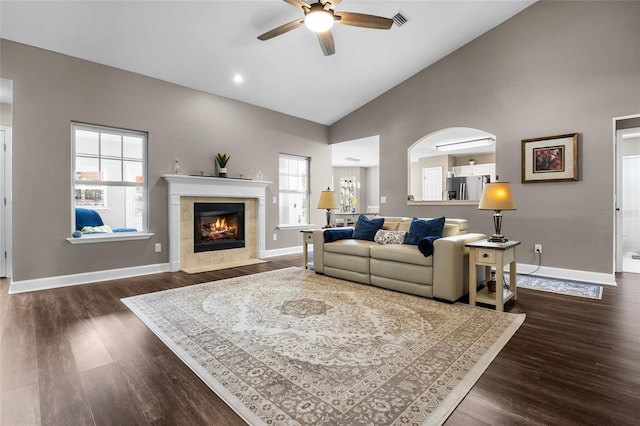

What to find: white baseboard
left=9, top=263, right=171, bottom=294
left=8, top=244, right=308, bottom=293
left=515, top=263, right=617, bottom=286
left=9, top=256, right=612, bottom=294
left=264, top=245, right=307, bottom=258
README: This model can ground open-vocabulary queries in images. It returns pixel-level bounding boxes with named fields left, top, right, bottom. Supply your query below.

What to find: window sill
left=66, top=232, right=154, bottom=244
left=276, top=224, right=315, bottom=231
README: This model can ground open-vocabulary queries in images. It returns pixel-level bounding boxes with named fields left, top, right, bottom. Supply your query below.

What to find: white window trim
left=71, top=122, right=149, bottom=239
left=67, top=232, right=154, bottom=244
left=279, top=153, right=311, bottom=227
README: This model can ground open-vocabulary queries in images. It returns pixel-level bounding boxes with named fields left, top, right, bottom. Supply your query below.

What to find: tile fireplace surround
left=162, top=175, right=270, bottom=272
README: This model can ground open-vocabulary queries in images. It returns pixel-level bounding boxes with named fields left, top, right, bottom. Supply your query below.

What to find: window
left=72, top=123, right=147, bottom=233
left=279, top=154, right=310, bottom=227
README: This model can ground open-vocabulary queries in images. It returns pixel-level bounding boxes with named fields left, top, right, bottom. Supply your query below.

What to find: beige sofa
left=312, top=217, right=485, bottom=302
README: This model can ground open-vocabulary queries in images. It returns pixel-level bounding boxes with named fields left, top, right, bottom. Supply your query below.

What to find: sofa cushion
left=382, top=220, right=401, bottom=231
left=370, top=244, right=433, bottom=267
left=324, top=239, right=375, bottom=257
left=374, top=230, right=407, bottom=245
left=352, top=215, right=384, bottom=241
left=404, top=216, right=445, bottom=245
left=370, top=260, right=433, bottom=286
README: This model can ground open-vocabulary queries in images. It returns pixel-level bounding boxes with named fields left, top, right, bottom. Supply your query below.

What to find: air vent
left=344, top=157, right=361, bottom=162
left=392, top=13, right=408, bottom=27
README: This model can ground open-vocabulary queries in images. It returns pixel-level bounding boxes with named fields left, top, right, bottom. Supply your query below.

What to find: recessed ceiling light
left=232, top=74, right=244, bottom=84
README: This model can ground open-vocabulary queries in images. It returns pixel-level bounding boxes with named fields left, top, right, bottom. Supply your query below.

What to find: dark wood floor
left=1, top=255, right=639, bottom=425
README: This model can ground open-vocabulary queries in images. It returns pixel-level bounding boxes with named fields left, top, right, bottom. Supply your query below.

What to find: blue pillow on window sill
left=113, top=228, right=138, bottom=233
left=75, top=207, right=104, bottom=230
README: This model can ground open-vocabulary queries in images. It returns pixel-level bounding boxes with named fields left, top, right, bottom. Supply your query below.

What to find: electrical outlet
left=535, top=244, right=542, bottom=254
left=155, top=243, right=162, bottom=253
left=272, top=196, right=277, bottom=204
left=273, top=233, right=278, bottom=241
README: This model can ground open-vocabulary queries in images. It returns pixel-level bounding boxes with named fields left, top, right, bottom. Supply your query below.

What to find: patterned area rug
left=122, top=268, right=524, bottom=425
left=516, top=275, right=603, bottom=300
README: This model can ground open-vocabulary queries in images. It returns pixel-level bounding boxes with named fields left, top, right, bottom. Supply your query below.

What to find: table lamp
left=478, top=182, right=516, bottom=243
left=317, top=187, right=339, bottom=228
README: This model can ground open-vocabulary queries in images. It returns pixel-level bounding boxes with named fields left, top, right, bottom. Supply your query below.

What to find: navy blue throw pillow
left=417, top=236, right=442, bottom=257
left=323, top=228, right=354, bottom=243
left=404, top=216, right=445, bottom=245
left=352, top=215, right=384, bottom=241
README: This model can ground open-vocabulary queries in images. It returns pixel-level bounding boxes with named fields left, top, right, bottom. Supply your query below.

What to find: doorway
left=614, top=115, right=640, bottom=273
left=331, top=136, right=380, bottom=214
left=422, top=167, right=443, bottom=200
left=1, top=77, right=12, bottom=278
left=0, top=126, right=10, bottom=278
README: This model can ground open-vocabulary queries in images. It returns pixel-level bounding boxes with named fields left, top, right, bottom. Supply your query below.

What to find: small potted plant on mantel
left=215, top=153, right=230, bottom=177
left=468, top=157, right=476, bottom=165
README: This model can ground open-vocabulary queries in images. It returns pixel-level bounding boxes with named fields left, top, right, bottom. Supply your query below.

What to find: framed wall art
left=521, top=133, right=578, bottom=183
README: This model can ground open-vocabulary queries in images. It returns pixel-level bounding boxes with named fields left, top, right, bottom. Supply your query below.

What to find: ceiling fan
left=257, top=0, right=394, bottom=56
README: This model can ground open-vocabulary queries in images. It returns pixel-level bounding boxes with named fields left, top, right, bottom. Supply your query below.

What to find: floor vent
left=393, top=13, right=408, bottom=27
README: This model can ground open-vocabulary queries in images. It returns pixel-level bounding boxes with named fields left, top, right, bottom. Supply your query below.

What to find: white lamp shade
left=478, top=182, right=516, bottom=211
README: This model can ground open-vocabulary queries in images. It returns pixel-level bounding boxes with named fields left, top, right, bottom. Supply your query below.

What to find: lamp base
left=325, top=209, right=332, bottom=228
left=487, top=235, right=509, bottom=243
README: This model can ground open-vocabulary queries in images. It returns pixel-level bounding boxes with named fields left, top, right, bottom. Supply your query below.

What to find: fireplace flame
left=201, top=216, right=238, bottom=241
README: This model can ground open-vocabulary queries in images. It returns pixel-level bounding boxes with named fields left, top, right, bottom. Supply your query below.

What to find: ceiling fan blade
left=321, top=0, right=342, bottom=10
left=317, top=31, right=335, bottom=56
left=335, top=12, right=393, bottom=30
left=283, top=0, right=311, bottom=10
left=257, top=19, right=304, bottom=41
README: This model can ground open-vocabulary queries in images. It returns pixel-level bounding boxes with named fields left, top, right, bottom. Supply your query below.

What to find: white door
left=422, top=167, right=443, bottom=201
left=616, top=125, right=640, bottom=273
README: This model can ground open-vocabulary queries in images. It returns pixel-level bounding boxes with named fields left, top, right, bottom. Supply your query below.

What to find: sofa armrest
left=432, top=233, right=486, bottom=302
left=312, top=228, right=355, bottom=273
left=311, top=229, right=327, bottom=273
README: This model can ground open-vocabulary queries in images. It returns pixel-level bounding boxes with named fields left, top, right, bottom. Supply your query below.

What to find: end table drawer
left=476, top=248, right=496, bottom=264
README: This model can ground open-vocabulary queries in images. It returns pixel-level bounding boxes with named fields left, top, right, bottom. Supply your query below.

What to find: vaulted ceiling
left=1, top=1, right=535, bottom=126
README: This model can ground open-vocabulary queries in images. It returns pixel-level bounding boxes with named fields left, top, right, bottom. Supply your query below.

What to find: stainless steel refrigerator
left=446, top=176, right=488, bottom=200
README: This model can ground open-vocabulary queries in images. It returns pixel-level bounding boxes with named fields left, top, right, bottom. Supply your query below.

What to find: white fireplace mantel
left=162, top=174, right=271, bottom=272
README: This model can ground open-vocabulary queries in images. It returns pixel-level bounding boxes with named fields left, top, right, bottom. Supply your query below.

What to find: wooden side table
left=301, top=230, right=315, bottom=270
left=466, top=240, right=520, bottom=312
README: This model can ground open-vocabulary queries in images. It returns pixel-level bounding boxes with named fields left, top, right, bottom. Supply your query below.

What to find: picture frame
left=521, top=133, right=578, bottom=183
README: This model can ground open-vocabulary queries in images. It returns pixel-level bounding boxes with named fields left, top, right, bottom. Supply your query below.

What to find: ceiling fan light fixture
left=305, top=8, right=334, bottom=33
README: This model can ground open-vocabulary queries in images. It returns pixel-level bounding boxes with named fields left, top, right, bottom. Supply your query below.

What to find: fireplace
left=194, top=202, right=245, bottom=252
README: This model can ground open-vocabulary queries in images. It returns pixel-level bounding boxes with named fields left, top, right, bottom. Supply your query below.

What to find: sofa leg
left=434, top=297, right=456, bottom=304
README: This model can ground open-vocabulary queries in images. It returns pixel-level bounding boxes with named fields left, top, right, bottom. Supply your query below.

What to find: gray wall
left=1, top=40, right=331, bottom=281
left=329, top=1, right=640, bottom=274
left=1, top=102, right=10, bottom=126
left=366, top=166, right=380, bottom=211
